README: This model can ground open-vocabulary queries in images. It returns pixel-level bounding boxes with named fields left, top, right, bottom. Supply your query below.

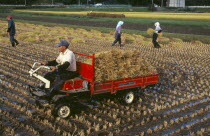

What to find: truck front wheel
left=54, top=103, right=71, bottom=118
left=121, top=91, right=135, bottom=104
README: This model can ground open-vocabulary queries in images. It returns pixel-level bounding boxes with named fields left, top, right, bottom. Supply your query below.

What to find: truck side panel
left=144, top=73, right=159, bottom=85
left=93, top=73, right=158, bottom=95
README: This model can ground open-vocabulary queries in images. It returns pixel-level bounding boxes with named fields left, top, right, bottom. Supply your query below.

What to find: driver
left=42, top=39, right=77, bottom=97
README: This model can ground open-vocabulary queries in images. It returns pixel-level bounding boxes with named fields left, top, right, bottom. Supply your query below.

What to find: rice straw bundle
left=147, top=28, right=155, bottom=36
left=94, top=50, right=157, bottom=82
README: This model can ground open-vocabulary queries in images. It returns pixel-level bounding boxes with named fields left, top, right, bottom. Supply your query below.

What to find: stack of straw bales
left=87, top=13, right=125, bottom=18
left=93, top=50, right=156, bottom=82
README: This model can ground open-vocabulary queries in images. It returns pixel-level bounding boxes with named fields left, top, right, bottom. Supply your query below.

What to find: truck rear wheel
left=54, top=103, right=71, bottom=118
left=121, top=91, right=135, bottom=104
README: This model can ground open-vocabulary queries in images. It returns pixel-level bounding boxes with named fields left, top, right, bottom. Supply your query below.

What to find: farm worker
left=42, top=39, right=77, bottom=97
left=6, top=16, right=19, bottom=47
left=112, top=21, right=124, bottom=47
left=152, top=22, right=162, bottom=48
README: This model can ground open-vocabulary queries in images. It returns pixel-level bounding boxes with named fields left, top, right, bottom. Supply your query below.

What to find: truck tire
left=54, top=103, right=71, bottom=118
left=121, top=91, right=135, bottom=105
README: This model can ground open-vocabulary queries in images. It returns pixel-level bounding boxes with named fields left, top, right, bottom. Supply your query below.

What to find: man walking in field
left=6, top=16, right=19, bottom=47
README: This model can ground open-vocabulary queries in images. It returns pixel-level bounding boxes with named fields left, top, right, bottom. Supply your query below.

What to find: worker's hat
left=154, top=22, right=160, bottom=26
left=55, top=39, right=69, bottom=47
left=7, top=16, right=12, bottom=19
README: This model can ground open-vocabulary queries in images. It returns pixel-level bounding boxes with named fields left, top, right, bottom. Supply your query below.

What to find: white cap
left=155, top=22, right=160, bottom=26
left=116, top=21, right=124, bottom=29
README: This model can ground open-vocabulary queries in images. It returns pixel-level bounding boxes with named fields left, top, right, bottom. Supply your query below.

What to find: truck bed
left=62, top=53, right=158, bottom=95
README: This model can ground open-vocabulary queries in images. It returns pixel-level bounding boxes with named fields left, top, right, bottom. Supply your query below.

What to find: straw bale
left=147, top=28, right=155, bottom=36
left=93, top=50, right=156, bottom=82
left=87, top=13, right=125, bottom=18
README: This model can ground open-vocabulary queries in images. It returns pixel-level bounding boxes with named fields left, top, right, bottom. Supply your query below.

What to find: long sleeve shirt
left=115, top=26, right=122, bottom=34
left=47, top=49, right=76, bottom=72
left=155, top=26, right=162, bottom=33
left=7, top=20, right=16, bottom=35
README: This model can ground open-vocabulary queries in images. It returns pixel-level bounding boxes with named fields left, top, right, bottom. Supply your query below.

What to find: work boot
left=155, top=45, right=161, bottom=48
left=45, top=88, right=56, bottom=98
left=11, top=42, right=16, bottom=47
left=154, top=44, right=159, bottom=48
left=14, top=39, right=19, bottom=46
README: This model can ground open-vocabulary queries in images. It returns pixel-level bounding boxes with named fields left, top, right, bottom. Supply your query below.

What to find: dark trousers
left=10, top=35, right=19, bottom=46
left=112, top=33, right=121, bottom=46
left=44, top=70, right=77, bottom=95
left=152, top=33, right=161, bottom=48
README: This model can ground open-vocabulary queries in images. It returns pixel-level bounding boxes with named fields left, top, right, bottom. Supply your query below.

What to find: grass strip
left=11, top=11, right=210, bottom=29
left=14, top=9, right=210, bottom=21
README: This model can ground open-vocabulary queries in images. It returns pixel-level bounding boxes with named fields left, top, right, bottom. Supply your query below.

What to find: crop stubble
left=0, top=21, right=209, bottom=136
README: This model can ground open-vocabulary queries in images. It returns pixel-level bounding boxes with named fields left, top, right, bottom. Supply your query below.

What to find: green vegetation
left=163, top=33, right=210, bottom=44
left=195, top=8, right=210, bottom=12
left=0, top=8, right=11, bottom=13
left=14, top=9, right=210, bottom=20
left=8, top=10, right=210, bottom=29
left=22, top=7, right=150, bottom=12
left=6, top=6, right=210, bottom=13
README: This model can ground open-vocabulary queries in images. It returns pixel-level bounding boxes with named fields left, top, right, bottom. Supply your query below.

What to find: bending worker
left=112, top=21, right=124, bottom=47
left=152, top=22, right=162, bottom=48
left=42, top=39, right=77, bottom=97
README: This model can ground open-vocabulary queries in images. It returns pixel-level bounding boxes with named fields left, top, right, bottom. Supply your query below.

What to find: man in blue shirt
left=6, top=16, right=19, bottom=47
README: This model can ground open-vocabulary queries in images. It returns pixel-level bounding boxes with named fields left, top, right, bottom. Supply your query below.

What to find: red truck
left=28, top=52, right=158, bottom=118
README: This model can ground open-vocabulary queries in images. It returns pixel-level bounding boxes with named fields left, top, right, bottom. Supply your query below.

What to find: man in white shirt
left=43, top=39, right=77, bottom=96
